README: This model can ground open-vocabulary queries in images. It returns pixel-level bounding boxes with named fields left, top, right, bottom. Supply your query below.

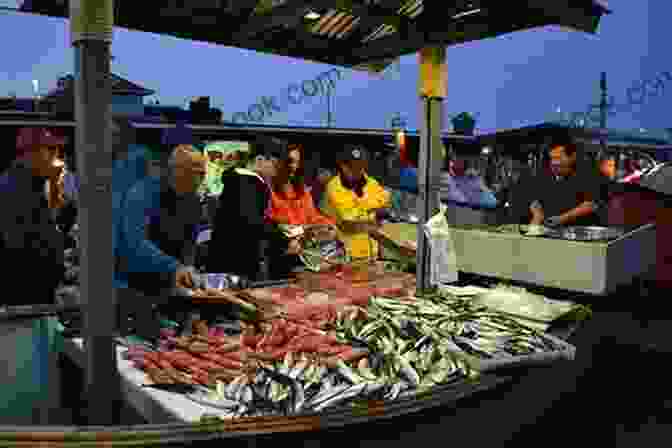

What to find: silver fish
left=397, top=380, right=412, bottom=392
left=363, top=382, right=387, bottom=396
left=336, top=360, right=363, bottom=384
left=239, top=384, right=254, bottom=404
left=235, top=404, right=248, bottom=416
left=314, top=365, right=329, bottom=382
left=308, top=384, right=352, bottom=409
left=312, top=383, right=367, bottom=412
left=292, top=381, right=306, bottom=413
left=252, top=381, right=267, bottom=401
left=254, top=370, right=267, bottom=384
left=385, top=382, right=403, bottom=401
left=277, top=364, right=291, bottom=377
left=289, top=360, right=310, bottom=380
left=224, top=381, right=242, bottom=401
left=398, top=358, right=420, bottom=387
left=397, top=389, right=419, bottom=400
left=322, top=372, right=338, bottom=390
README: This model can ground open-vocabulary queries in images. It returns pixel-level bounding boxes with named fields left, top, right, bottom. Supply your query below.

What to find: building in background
left=0, top=96, right=41, bottom=113
left=42, top=73, right=155, bottom=117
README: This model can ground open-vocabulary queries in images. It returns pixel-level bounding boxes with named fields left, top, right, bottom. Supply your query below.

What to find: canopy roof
left=20, top=0, right=609, bottom=72
left=477, top=122, right=671, bottom=148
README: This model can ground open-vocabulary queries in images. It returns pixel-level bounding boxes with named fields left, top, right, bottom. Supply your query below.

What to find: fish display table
left=59, top=336, right=516, bottom=426
left=61, top=337, right=205, bottom=423
left=56, top=276, right=587, bottom=428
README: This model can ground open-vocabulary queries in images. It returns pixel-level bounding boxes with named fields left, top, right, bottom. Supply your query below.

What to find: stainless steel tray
left=545, top=226, right=625, bottom=242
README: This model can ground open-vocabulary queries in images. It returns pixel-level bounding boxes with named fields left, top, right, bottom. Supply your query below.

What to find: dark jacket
left=146, top=186, right=201, bottom=267
left=206, top=168, right=290, bottom=281
left=533, top=170, right=607, bottom=227
left=0, top=161, right=64, bottom=305
left=118, top=176, right=200, bottom=295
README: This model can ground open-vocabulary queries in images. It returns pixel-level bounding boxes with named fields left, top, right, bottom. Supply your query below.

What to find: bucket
left=0, top=316, right=62, bottom=424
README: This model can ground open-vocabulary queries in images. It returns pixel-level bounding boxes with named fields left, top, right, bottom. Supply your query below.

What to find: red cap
left=16, top=127, right=66, bottom=157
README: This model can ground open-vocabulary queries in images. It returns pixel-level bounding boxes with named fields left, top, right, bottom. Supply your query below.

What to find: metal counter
left=378, top=222, right=657, bottom=295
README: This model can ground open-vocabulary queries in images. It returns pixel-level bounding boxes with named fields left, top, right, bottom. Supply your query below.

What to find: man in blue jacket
left=115, top=125, right=207, bottom=298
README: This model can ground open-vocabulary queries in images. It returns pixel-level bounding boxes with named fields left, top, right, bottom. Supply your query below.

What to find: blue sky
left=0, top=0, right=669, bottom=133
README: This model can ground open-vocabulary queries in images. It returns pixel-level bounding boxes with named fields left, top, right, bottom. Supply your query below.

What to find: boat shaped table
left=59, top=336, right=514, bottom=425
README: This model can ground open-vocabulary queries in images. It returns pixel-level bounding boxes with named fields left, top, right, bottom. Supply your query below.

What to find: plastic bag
left=423, top=204, right=458, bottom=285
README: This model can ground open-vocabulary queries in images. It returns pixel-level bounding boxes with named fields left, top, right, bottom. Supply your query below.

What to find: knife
left=142, top=383, right=198, bottom=394
left=247, top=278, right=295, bottom=289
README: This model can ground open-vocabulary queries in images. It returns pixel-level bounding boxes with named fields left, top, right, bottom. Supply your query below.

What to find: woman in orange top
left=269, top=143, right=336, bottom=232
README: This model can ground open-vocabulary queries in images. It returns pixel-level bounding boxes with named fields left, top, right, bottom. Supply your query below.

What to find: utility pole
left=326, top=86, right=334, bottom=127
left=599, top=71, right=607, bottom=129
left=326, top=88, right=331, bottom=127
left=598, top=72, right=609, bottom=165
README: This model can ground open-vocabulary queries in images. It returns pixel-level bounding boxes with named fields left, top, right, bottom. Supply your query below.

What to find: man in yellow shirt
left=322, top=145, right=391, bottom=261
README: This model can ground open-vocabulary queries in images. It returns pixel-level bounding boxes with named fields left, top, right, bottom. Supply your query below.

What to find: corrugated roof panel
left=400, top=0, right=422, bottom=15
left=311, top=9, right=336, bottom=33
left=363, top=24, right=386, bottom=42
left=363, top=24, right=398, bottom=43
left=336, top=16, right=360, bottom=39
left=407, top=2, right=423, bottom=19
left=319, top=11, right=348, bottom=35
left=328, top=14, right=355, bottom=38
left=374, top=25, right=396, bottom=40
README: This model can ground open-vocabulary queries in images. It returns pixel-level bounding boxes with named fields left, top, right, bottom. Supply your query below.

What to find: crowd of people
left=0, top=124, right=649, bottom=308
left=0, top=124, right=398, bottom=308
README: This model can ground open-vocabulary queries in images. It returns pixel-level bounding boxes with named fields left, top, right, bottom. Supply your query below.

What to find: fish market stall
left=56, top=276, right=588, bottom=424
left=6, top=0, right=610, bottom=444
left=57, top=232, right=590, bottom=424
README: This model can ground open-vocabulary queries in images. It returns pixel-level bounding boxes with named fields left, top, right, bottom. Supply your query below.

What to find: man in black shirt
left=529, top=133, right=606, bottom=227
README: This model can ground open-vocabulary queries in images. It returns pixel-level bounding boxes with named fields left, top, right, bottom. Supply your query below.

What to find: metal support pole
left=71, top=0, right=118, bottom=425
left=75, top=38, right=118, bottom=426
left=416, top=46, right=447, bottom=293
left=416, top=97, right=443, bottom=291
left=326, top=87, right=333, bottom=127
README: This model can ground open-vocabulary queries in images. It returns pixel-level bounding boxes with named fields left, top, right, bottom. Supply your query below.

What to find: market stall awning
left=20, top=0, right=610, bottom=72
left=476, top=122, right=672, bottom=149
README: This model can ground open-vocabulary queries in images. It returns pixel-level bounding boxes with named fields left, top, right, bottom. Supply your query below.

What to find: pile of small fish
left=190, top=348, right=468, bottom=418
left=338, top=294, right=569, bottom=365
left=130, top=288, right=574, bottom=419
